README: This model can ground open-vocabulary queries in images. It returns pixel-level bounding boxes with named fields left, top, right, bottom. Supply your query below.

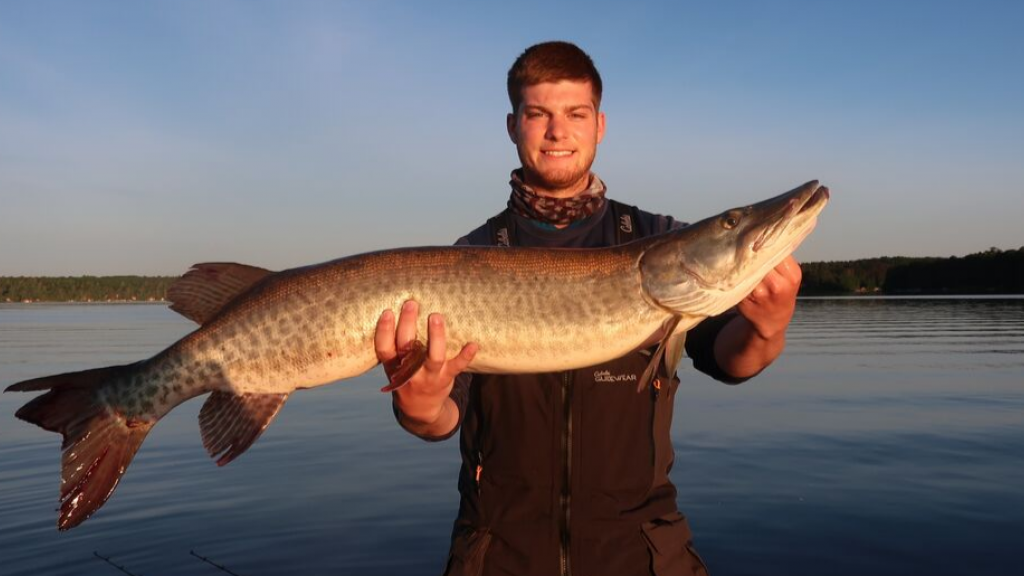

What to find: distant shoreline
left=1, top=299, right=169, bottom=304
left=3, top=247, right=1021, bottom=301
left=0, top=276, right=176, bottom=304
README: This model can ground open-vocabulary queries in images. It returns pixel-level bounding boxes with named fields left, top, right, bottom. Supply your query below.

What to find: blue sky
left=1, top=0, right=1021, bottom=275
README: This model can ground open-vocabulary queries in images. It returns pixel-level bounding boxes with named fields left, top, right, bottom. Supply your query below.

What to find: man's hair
left=507, top=41, right=603, bottom=112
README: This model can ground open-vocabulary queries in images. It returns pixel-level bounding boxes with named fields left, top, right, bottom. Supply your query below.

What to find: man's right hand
left=374, top=300, right=478, bottom=437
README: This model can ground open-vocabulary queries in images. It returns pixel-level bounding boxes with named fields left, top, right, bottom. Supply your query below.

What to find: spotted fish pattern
left=5, top=181, right=829, bottom=530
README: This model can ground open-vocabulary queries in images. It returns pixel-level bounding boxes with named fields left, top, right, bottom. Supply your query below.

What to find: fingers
left=375, top=301, right=421, bottom=364
left=378, top=301, right=476, bottom=382
left=396, top=300, right=419, bottom=350
left=774, top=255, right=802, bottom=286
left=424, top=313, right=447, bottom=372
left=424, top=314, right=478, bottom=373
left=448, top=342, right=479, bottom=374
left=744, top=274, right=772, bottom=303
left=756, top=270, right=783, bottom=298
left=374, top=309, right=397, bottom=362
left=748, top=256, right=802, bottom=302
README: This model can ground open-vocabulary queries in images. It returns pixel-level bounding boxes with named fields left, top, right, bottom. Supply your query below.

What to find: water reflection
left=0, top=299, right=1022, bottom=575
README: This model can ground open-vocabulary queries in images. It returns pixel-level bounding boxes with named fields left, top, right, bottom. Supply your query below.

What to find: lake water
left=1, top=298, right=1022, bottom=576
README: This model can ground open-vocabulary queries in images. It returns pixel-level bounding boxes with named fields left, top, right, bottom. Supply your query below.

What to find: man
left=374, top=41, right=801, bottom=576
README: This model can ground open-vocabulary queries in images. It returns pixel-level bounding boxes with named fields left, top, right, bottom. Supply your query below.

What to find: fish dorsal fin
left=168, top=263, right=273, bottom=324
left=199, top=391, right=289, bottom=466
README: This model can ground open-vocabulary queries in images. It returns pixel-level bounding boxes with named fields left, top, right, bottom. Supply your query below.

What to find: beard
left=519, top=151, right=596, bottom=196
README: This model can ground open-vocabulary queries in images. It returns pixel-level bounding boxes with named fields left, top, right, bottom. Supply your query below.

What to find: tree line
left=799, top=247, right=1024, bottom=295
left=2, top=247, right=1022, bottom=302
left=0, top=276, right=176, bottom=303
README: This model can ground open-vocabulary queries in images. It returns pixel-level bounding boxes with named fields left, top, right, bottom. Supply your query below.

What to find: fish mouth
left=799, top=183, right=830, bottom=215
left=751, top=182, right=829, bottom=253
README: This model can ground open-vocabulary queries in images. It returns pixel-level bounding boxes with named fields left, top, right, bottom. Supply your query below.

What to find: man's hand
left=375, top=300, right=477, bottom=437
left=737, top=255, right=801, bottom=340
left=715, top=255, right=801, bottom=379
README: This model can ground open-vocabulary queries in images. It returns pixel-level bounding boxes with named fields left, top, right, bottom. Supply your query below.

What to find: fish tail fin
left=6, top=364, right=154, bottom=531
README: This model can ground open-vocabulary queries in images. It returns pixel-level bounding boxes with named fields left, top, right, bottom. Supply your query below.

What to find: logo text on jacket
left=594, top=370, right=637, bottom=383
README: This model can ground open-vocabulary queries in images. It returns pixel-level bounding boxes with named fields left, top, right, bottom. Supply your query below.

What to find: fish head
left=640, top=180, right=829, bottom=317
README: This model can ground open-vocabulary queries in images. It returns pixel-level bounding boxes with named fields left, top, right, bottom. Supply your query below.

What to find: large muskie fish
left=7, top=181, right=829, bottom=530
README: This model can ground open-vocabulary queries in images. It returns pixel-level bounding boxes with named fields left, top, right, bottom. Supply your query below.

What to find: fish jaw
left=639, top=181, right=829, bottom=317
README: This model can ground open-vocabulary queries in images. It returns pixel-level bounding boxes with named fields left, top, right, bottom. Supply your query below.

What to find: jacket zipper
left=559, top=371, right=573, bottom=576
left=651, top=377, right=661, bottom=466
left=475, top=451, right=483, bottom=495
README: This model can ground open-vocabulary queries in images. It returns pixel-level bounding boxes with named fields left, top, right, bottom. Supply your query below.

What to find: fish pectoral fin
left=199, top=391, right=289, bottom=467
left=167, top=263, right=274, bottom=325
left=380, top=340, right=427, bottom=393
left=662, top=330, right=688, bottom=380
left=637, top=315, right=683, bottom=393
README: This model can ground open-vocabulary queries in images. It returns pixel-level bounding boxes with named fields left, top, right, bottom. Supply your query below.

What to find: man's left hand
left=737, top=255, right=801, bottom=340
left=712, top=255, right=803, bottom=380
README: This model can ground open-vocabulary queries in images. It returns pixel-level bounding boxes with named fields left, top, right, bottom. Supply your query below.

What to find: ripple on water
left=1, top=301, right=1023, bottom=576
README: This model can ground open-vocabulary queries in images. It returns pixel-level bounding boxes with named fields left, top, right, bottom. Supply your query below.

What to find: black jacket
left=400, top=200, right=742, bottom=576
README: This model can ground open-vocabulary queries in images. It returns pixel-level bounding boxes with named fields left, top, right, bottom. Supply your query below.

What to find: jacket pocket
left=640, top=512, right=709, bottom=576
left=443, top=527, right=493, bottom=576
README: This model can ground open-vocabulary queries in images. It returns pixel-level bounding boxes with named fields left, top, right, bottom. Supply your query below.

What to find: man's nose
left=545, top=115, right=568, bottom=140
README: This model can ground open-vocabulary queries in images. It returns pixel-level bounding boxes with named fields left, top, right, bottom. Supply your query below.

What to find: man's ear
left=506, top=113, right=518, bottom=144
left=596, top=111, right=606, bottom=144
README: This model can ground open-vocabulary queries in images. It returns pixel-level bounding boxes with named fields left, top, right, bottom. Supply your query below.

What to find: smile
left=543, top=151, right=574, bottom=157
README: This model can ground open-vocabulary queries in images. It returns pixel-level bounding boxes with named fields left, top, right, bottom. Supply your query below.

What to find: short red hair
left=507, top=41, right=603, bottom=112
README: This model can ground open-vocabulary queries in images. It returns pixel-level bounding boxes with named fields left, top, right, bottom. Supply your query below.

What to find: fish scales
left=160, top=245, right=668, bottom=405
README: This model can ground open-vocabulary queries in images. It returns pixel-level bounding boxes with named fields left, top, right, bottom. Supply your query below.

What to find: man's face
left=507, top=80, right=606, bottom=198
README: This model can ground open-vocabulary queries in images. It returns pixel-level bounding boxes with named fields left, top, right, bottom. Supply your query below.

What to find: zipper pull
left=652, top=378, right=662, bottom=400
left=475, top=451, right=483, bottom=494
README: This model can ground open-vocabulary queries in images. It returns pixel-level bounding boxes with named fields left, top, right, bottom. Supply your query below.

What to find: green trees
left=882, top=247, right=1024, bottom=294
left=0, top=276, right=176, bottom=302
left=800, top=248, right=1024, bottom=295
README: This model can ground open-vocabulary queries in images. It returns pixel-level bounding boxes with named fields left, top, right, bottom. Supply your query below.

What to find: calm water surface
left=1, top=298, right=1022, bottom=576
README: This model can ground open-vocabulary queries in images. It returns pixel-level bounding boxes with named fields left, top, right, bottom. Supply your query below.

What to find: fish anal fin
left=168, top=263, right=273, bottom=325
left=199, top=391, right=288, bottom=467
left=380, top=340, right=427, bottom=392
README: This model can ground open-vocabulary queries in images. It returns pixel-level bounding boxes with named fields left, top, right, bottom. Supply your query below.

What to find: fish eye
left=721, top=212, right=741, bottom=230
